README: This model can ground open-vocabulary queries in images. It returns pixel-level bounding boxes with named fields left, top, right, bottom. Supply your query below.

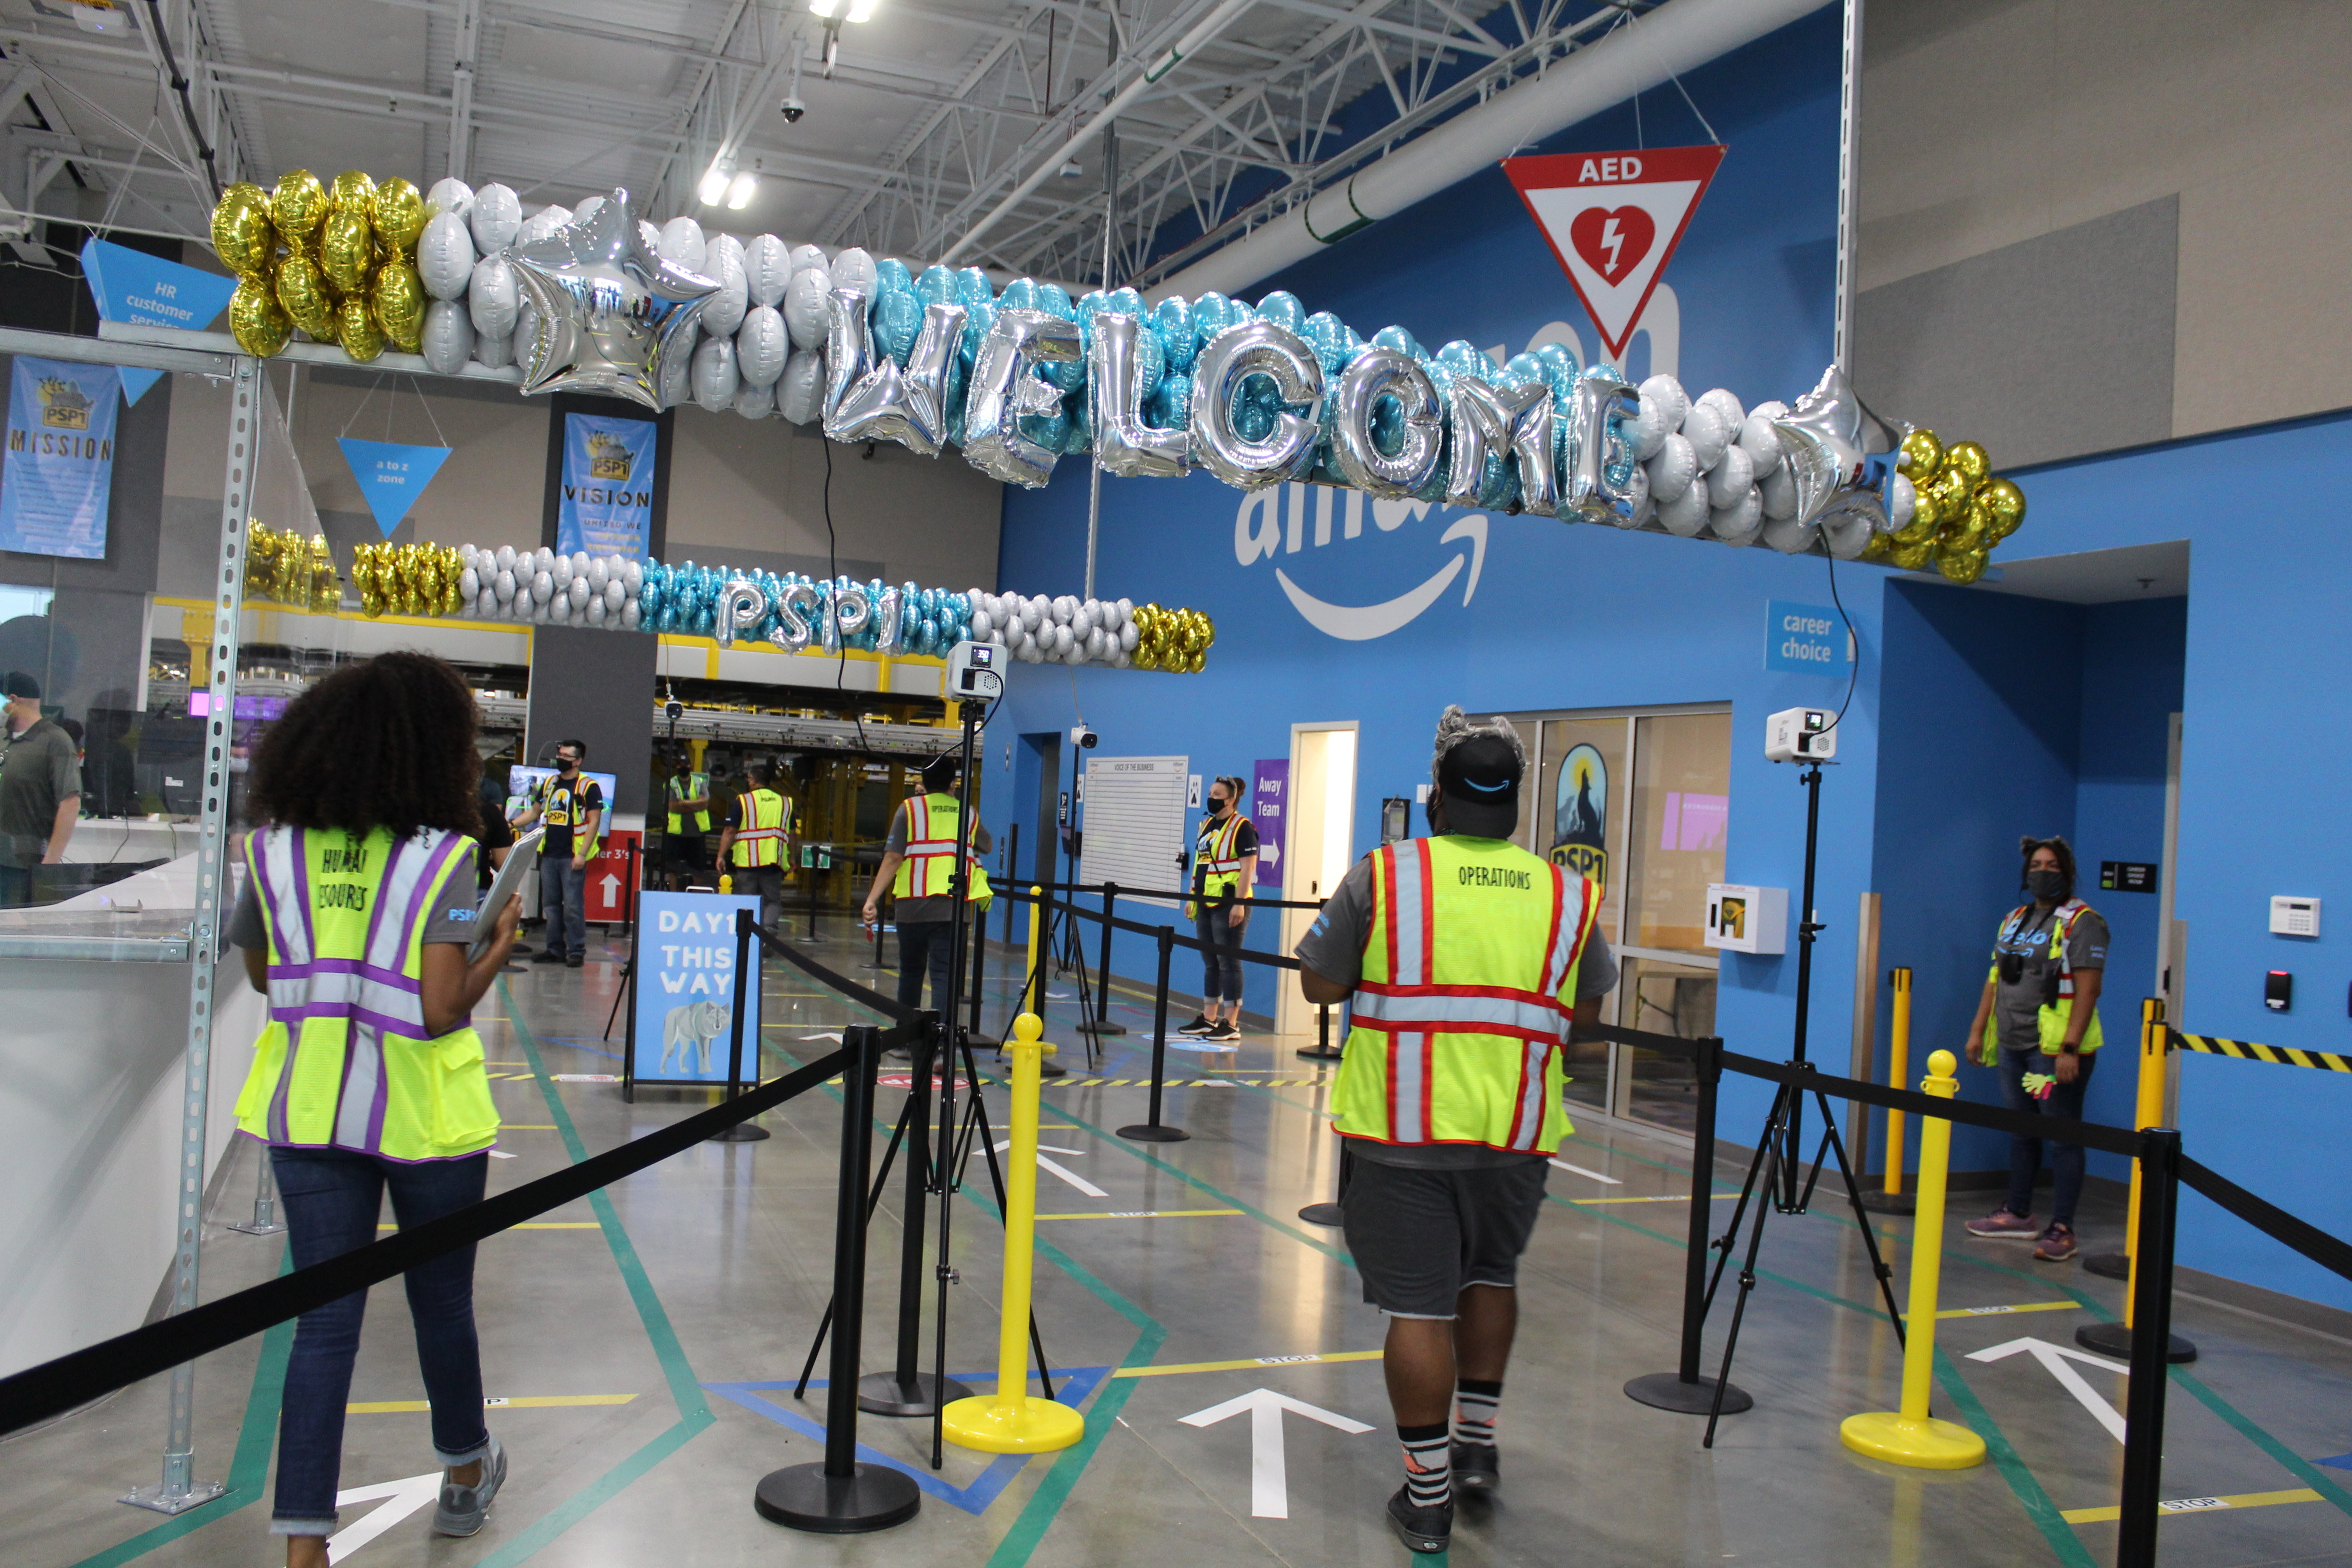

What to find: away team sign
left=1502, top=145, right=1726, bottom=362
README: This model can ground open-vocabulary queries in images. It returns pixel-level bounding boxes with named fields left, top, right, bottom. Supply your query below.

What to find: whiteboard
left=1080, top=754, right=1191, bottom=907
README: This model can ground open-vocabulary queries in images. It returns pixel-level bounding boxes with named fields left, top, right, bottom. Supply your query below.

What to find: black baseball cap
left=3, top=671, right=39, bottom=701
left=1436, top=733, right=1522, bottom=838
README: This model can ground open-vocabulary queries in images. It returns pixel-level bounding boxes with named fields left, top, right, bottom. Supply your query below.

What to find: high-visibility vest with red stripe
left=728, top=788, right=791, bottom=867
left=891, top=793, right=991, bottom=904
left=1980, top=898, right=2106, bottom=1058
left=1330, top=835, right=1601, bottom=1155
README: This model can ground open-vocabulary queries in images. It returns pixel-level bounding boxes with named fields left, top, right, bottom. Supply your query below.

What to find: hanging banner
left=1502, top=144, right=1726, bottom=361
left=628, top=891, right=763, bottom=1088
left=337, top=437, right=453, bottom=538
left=0, top=356, right=120, bottom=559
left=558, top=412, right=655, bottom=561
left=1249, top=759, right=1289, bottom=886
left=78, top=235, right=238, bottom=406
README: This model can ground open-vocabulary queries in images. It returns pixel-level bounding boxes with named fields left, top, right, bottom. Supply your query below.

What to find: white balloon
left=783, top=268, right=832, bottom=350
left=657, top=216, right=707, bottom=275
left=1681, top=400, right=1731, bottom=473
left=472, top=329, right=514, bottom=370
left=585, top=593, right=608, bottom=625
left=494, top=568, right=516, bottom=602
left=1072, top=606, right=1096, bottom=639
left=549, top=593, right=572, bottom=623
left=570, top=551, right=591, bottom=580
left=1757, top=511, right=1814, bottom=553
left=1639, top=375, right=1689, bottom=436
left=621, top=601, right=641, bottom=630
left=829, top=247, right=876, bottom=298
left=495, top=545, right=516, bottom=572
left=530, top=547, right=551, bottom=574
left=587, top=558, right=609, bottom=592
left=731, top=378, right=775, bottom=419
left=1888, top=472, right=1917, bottom=532
left=1656, top=473, right=1711, bottom=537
left=775, top=349, right=826, bottom=424
left=702, top=245, right=749, bottom=337
left=420, top=299, right=475, bottom=373
left=516, top=204, right=571, bottom=245
left=568, top=577, right=592, bottom=608
left=604, top=578, right=625, bottom=610
left=426, top=176, right=474, bottom=222
left=1738, top=410, right=1785, bottom=471
left=622, top=560, right=642, bottom=592
left=1698, top=387, right=1747, bottom=433
left=1645, top=432, right=1698, bottom=504
left=736, top=305, right=787, bottom=387
left=746, top=235, right=792, bottom=307
left=659, top=339, right=692, bottom=408
left=1631, top=392, right=1674, bottom=462
left=475, top=587, right=498, bottom=617
left=469, top=183, right=521, bottom=252
left=692, top=335, right=740, bottom=411
left=1715, top=486, right=1770, bottom=547
left=707, top=231, right=745, bottom=273
left=1116, top=596, right=1134, bottom=622
left=1711, top=444, right=1754, bottom=499
left=417, top=212, right=475, bottom=301
left=459, top=566, right=480, bottom=599
left=1052, top=595, right=1075, bottom=624
left=1759, top=456, right=1800, bottom=520
left=971, top=608, right=994, bottom=638
left=1085, top=627, right=1107, bottom=660
left=1019, top=600, right=1042, bottom=633
left=788, top=242, right=828, bottom=275
left=466, top=255, right=518, bottom=340
left=531, top=569, right=554, bottom=603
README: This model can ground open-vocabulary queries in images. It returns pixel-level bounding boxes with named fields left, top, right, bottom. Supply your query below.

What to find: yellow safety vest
left=666, top=772, right=710, bottom=835
left=1331, top=835, right=1601, bottom=1155
left=232, top=824, right=499, bottom=1160
left=891, top=793, right=992, bottom=907
left=729, top=787, right=791, bottom=867
left=1187, top=811, right=1248, bottom=917
left=1981, top=899, right=2106, bottom=1058
left=534, top=774, right=603, bottom=858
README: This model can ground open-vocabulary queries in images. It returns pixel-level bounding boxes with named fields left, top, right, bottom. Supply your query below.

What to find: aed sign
left=1765, top=600, right=1850, bottom=675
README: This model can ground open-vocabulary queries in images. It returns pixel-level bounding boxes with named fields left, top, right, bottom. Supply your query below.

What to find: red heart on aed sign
left=1568, top=205, right=1655, bottom=286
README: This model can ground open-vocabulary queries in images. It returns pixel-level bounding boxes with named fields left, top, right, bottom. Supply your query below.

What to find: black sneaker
left=1386, top=1486, right=1453, bottom=1554
left=532, top=949, right=566, bottom=965
left=1176, top=1014, right=1215, bottom=1035
left=565, top=956, right=584, bottom=969
left=1203, top=1019, right=1240, bottom=1042
left=1451, top=1441, right=1498, bottom=1496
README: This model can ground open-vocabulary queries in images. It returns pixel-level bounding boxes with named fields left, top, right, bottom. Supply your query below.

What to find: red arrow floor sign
left=1502, top=144, right=1725, bottom=362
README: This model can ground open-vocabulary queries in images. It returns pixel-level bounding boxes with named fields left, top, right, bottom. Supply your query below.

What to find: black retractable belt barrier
left=709, top=911, right=771, bottom=1142
left=1120, top=926, right=1187, bottom=1143
left=0, top=1046, right=852, bottom=1437
left=757, top=1025, right=921, bottom=1533
left=1080, top=882, right=1127, bottom=1036
left=2179, top=1154, right=2352, bottom=1286
left=1624, top=1035, right=1753, bottom=1416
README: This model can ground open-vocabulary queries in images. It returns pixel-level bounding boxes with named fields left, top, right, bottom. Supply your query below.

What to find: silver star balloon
left=506, top=188, right=718, bottom=409
left=1770, top=363, right=1910, bottom=555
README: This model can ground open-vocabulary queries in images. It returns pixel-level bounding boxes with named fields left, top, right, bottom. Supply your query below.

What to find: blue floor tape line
left=703, top=1366, right=1112, bottom=1514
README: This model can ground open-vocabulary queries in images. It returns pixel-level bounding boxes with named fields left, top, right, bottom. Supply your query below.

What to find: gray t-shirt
left=0, top=716, right=82, bottom=869
left=1991, top=901, right=2107, bottom=1052
left=1293, top=838, right=1617, bottom=1169
left=229, top=836, right=483, bottom=951
left=883, top=795, right=993, bottom=924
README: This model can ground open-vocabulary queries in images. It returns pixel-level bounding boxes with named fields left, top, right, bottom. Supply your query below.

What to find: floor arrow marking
left=1966, top=1336, right=2130, bottom=1444
left=1180, top=1387, right=1374, bottom=1518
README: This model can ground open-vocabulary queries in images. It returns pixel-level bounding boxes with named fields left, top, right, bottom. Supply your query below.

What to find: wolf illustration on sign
left=661, top=999, right=733, bottom=1076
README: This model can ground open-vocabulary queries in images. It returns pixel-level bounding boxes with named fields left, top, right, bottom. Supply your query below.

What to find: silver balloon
left=1189, top=319, right=1323, bottom=489
left=466, top=254, right=518, bottom=341
left=961, top=308, right=1081, bottom=487
left=715, top=576, right=767, bottom=648
left=835, top=585, right=872, bottom=634
left=1770, top=363, right=1906, bottom=538
left=776, top=582, right=820, bottom=651
left=1446, top=376, right=1557, bottom=514
left=420, top=299, right=475, bottom=373
left=505, top=187, right=720, bottom=409
left=1560, top=372, right=1642, bottom=525
left=1328, top=346, right=1442, bottom=498
left=873, top=585, right=903, bottom=653
left=823, top=289, right=965, bottom=457
left=1088, top=312, right=1188, bottom=479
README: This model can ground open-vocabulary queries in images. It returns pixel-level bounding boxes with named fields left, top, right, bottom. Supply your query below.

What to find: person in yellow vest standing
left=1295, top=707, right=1617, bottom=1555
left=717, top=760, right=793, bottom=929
left=1962, top=835, right=2107, bottom=1261
left=662, top=751, right=713, bottom=891
left=510, top=739, right=601, bottom=968
left=1177, top=774, right=1259, bottom=1041
left=227, top=653, right=523, bottom=1567
left=862, top=753, right=992, bottom=1015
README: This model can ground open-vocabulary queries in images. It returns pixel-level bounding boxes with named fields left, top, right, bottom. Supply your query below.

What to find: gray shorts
left=1340, top=1156, right=1549, bottom=1318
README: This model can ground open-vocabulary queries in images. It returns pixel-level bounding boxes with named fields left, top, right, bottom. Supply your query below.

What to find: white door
left=1276, top=723, right=1357, bottom=1038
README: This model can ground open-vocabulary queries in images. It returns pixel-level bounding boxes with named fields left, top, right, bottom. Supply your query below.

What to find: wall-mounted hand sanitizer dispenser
left=1705, top=884, right=1788, bottom=955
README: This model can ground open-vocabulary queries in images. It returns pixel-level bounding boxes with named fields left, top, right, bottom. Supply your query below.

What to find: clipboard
left=471, top=826, right=544, bottom=961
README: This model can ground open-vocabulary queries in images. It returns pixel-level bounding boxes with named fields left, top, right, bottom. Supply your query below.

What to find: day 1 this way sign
left=1502, top=143, right=1725, bottom=362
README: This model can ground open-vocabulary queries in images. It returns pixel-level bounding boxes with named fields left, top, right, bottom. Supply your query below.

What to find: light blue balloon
left=1152, top=297, right=1196, bottom=374
left=1255, top=290, right=1305, bottom=333
left=874, top=257, right=914, bottom=297
left=916, top=264, right=956, bottom=306
left=874, top=287, right=922, bottom=367
left=955, top=267, right=993, bottom=307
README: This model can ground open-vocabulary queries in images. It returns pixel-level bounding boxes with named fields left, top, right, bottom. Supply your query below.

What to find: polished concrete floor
left=10, top=917, right=2352, bottom=1568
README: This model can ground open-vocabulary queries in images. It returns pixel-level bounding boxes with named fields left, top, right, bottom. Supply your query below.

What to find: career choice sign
left=630, top=891, right=762, bottom=1085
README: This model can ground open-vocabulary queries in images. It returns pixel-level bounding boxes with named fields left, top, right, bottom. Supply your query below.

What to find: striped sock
left=1399, top=1421, right=1451, bottom=1509
left=1455, top=1378, right=1503, bottom=1448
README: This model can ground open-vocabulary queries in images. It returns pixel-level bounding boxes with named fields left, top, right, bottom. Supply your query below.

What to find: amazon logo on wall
left=1234, top=486, right=1487, bottom=642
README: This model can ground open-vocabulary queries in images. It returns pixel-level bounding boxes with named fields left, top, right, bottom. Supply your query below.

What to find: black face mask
left=2026, top=868, right=2066, bottom=902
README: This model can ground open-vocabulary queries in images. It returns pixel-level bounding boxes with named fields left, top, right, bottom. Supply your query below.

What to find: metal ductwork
left=1154, top=0, right=1833, bottom=303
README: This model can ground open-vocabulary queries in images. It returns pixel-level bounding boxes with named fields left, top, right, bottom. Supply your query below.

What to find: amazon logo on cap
left=1233, top=485, right=1485, bottom=642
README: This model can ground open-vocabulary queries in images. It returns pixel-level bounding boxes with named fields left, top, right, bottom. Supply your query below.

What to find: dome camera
left=780, top=95, right=806, bottom=122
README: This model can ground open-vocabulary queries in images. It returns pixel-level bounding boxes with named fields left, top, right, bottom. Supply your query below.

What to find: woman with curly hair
left=226, top=651, right=522, bottom=1567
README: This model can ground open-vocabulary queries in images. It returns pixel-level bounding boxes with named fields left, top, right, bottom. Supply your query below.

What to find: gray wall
left=524, top=625, right=658, bottom=816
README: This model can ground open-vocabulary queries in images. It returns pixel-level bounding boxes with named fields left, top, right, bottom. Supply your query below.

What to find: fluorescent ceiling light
left=726, top=172, right=757, bottom=210
left=809, top=0, right=838, bottom=16
left=845, top=0, right=876, bottom=20
left=698, top=165, right=731, bottom=205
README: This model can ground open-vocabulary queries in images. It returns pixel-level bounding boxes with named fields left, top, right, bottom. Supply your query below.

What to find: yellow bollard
left=1840, top=1049, right=1987, bottom=1469
left=942, top=1014, right=1085, bottom=1454
left=2119, top=1001, right=2167, bottom=1327
left=1024, top=884, right=1044, bottom=1015
left=1883, top=968, right=1912, bottom=1198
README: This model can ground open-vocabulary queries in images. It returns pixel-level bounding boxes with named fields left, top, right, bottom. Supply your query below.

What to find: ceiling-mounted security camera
left=780, top=95, right=806, bottom=122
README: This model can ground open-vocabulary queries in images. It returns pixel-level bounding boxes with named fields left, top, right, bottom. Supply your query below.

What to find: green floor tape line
left=68, top=1259, right=296, bottom=1568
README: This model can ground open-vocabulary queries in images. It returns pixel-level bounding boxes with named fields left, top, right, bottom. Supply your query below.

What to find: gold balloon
left=269, top=169, right=328, bottom=247
left=373, top=261, right=425, bottom=351
left=274, top=250, right=338, bottom=341
left=1894, top=488, right=1942, bottom=546
left=1980, top=475, right=2026, bottom=541
left=1936, top=546, right=1989, bottom=586
left=1196, top=612, right=1215, bottom=647
left=371, top=176, right=427, bottom=252
left=211, top=182, right=276, bottom=279
left=1185, top=649, right=1206, bottom=675
left=328, top=170, right=377, bottom=212
left=321, top=208, right=372, bottom=294
left=1897, top=427, right=1942, bottom=480
left=1888, top=536, right=1936, bottom=571
left=1859, top=532, right=1892, bottom=564
left=1942, top=440, right=1990, bottom=489
left=229, top=276, right=292, bottom=356
left=337, top=294, right=385, bottom=362
left=1929, top=466, right=1976, bottom=518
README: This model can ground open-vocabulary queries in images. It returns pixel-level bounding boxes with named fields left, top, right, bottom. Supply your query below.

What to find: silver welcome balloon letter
left=1089, top=312, right=1189, bottom=479
left=1328, top=347, right=1443, bottom=499
left=962, top=309, right=1082, bottom=488
left=1446, top=377, right=1557, bottom=514
left=1560, top=371, right=1642, bottom=525
left=823, top=293, right=967, bottom=457
left=1190, top=320, right=1324, bottom=489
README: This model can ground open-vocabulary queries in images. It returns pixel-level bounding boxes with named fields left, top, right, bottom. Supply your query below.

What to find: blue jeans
left=895, top=918, right=956, bottom=1013
left=1996, top=1045, right=2097, bottom=1227
left=1196, top=904, right=1245, bottom=1004
left=268, top=1146, right=492, bottom=1534
left=539, top=855, right=587, bottom=959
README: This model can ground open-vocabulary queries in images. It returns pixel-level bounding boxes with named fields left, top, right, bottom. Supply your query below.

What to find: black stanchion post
left=1118, top=926, right=1188, bottom=1143
left=757, top=1026, right=921, bottom=1533
left=709, top=911, right=770, bottom=1142
left=1625, top=1035, right=1752, bottom=1414
left=2115, top=1127, right=2181, bottom=1568
left=1298, top=1000, right=1342, bottom=1063
left=1299, top=1137, right=1350, bottom=1228
left=1082, top=882, right=1127, bottom=1035
left=858, top=1018, right=974, bottom=1418
left=968, top=910, right=988, bottom=1044
left=1002, top=825, right=1019, bottom=946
